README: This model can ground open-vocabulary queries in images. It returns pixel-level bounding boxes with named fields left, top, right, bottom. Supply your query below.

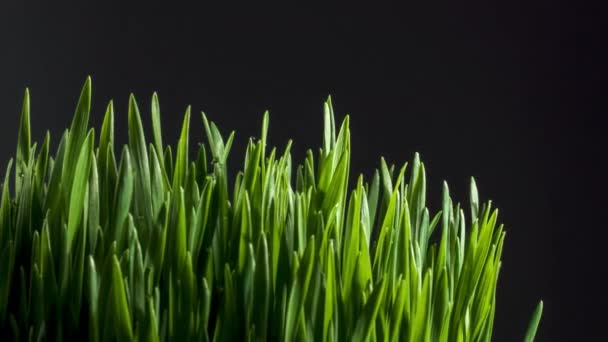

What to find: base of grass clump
left=0, top=77, right=542, bottom=341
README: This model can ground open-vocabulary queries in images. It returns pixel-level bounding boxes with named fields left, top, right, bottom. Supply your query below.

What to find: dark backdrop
left=0, top=1, right=603, bottom=340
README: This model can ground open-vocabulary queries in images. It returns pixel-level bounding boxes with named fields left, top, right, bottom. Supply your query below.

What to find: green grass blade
left=110, top=255, right=133, bottom=341
left=524, top=300, right=543, bottom=342
left=172, top=106, right=190, bottom=190
left=351, top=277, right=386, bottom=342
left=66, top=130, right=94, bottom=253
left=16, top=88, right=31, bottom=195
left=62, top=77, right=92, bottom=195
left=112, top=148, right=134, bottom=252
left=151, top=92, right=164, bottom=167
left=128, top=94, right=153, bottom=228
left=470, top=177, right=479, bottom=223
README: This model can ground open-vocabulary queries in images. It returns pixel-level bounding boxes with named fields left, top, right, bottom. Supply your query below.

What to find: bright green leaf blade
left=110, top=255, right=134, bottom=341
left=62, top=76, right=92, bottom=193
left=66, top=130, right=94, bottom=252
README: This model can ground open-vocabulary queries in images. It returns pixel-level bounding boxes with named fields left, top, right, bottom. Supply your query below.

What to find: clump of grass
left=0, top=77, right=542, bottom=341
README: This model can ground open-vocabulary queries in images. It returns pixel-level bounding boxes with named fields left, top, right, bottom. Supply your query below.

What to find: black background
left=0, top=1, right=603, bottom=340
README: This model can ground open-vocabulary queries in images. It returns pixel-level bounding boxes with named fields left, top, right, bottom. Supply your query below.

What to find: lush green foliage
left=0, top=78, right=542, bottom=341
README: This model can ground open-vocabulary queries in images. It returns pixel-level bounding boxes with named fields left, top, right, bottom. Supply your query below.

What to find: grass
left=0, top=77, right=542, bottom=341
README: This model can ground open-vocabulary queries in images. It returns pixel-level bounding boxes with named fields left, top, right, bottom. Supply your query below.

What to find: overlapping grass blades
left=0, top=78, right=542, bottom=341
